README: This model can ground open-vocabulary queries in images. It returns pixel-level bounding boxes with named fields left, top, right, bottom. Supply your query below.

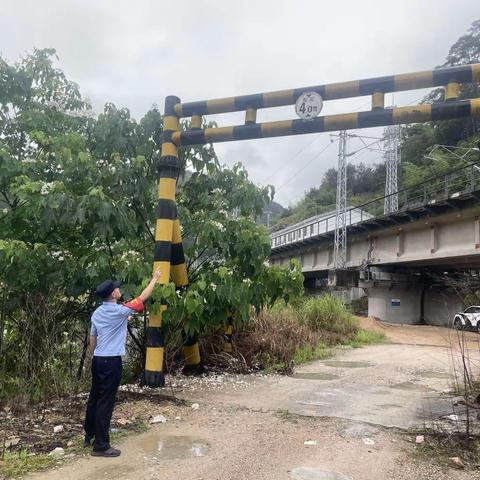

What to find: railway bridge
left=269, top=162, right=480, bottom=326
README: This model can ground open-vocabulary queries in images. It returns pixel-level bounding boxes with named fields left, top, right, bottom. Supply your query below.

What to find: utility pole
left=330, top=132, right=382, bottom=270
left=334, top=130, right=348, bottom=269
left=384, top=125, right=401, bottom=214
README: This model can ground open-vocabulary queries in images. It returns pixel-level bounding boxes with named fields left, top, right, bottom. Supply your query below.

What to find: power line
left=405, top=94, right=429, bottom=106
left=260, top=98, right=373, bottom=186
left=273, top=128, right=381, bottom=195
left=275, top=139, right=338, bottom=192
left=258, top=133, right=323, bottom=184
left=264, top=94, right=427, bottom=192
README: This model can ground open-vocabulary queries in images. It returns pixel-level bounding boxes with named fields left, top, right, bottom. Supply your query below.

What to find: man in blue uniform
left=84, top=268, right=161, bottom=457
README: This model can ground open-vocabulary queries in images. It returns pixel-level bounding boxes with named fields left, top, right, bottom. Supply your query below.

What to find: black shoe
left=91, top=447, right=121, bottom=457
left=83, top=435, right=94, bottom=448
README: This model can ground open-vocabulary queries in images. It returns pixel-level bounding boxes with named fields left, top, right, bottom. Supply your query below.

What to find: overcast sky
left=1, top=0, right=478, bottom=206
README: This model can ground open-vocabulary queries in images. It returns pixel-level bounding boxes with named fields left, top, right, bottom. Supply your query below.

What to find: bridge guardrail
left=271, top=161, right=480, bottom=250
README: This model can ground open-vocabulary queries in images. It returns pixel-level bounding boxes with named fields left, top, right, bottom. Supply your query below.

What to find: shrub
left=166, top=295, right=381, bottom=376
left=228, top=295, right=363, bottom=373
left=349, top=295, right=368, bottom=316
left=235, top=306, right=322, bottom=373
left=301, top=295, right=359, bottom=336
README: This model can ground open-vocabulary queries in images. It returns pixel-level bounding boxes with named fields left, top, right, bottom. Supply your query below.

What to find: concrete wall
left=367, top=286, right=462, bottom=326
left=332, top=287, right=365, bottom=304
left=304, top=285, right=366, bottom=304
left=424, top=290, right=462, bottom=327
left=367, top=286, right=421, bottom=325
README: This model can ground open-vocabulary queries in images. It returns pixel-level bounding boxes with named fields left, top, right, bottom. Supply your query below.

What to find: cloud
left=0, top=0, right=478, bottom=205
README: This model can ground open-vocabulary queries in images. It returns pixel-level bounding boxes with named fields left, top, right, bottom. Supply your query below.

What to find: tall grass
left=231, top=294, right=365, bottom=373
left=301, top=295, right=359, bottom=335
left=235, top=305, right=324, bottom=373
left=345, top=329, right=385, bottom=348
left=1, top=450, right=56, bottom=478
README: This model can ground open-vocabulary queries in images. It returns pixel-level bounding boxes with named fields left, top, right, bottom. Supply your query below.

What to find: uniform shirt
left=90, top=298, right=144, bottom=356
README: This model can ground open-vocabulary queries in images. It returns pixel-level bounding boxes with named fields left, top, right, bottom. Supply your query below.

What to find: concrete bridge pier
left=424, top=288, right=463, bottom=327
left=360, top=269, right=462, bottom=326
left=366, top=284, right=422, bottom=325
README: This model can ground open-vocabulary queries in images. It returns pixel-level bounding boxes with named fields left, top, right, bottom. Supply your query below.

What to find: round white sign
left=295, top=92, right=323, bottom=119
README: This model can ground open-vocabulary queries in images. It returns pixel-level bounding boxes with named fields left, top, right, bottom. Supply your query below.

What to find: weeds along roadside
left=198, top=294, right=385, bottom=375
left=0, top=293, right=383, bottom=409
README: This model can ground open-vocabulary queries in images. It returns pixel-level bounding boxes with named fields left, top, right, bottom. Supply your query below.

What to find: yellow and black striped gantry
left=145, top=64, right=480, bottom=386
left=171, top=64, right=480, bottom=146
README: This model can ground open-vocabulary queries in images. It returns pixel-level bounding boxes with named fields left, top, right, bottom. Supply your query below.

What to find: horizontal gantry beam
left=174, top=64, right=480, bottom=118
left=172, top=98, right=480, bottom=146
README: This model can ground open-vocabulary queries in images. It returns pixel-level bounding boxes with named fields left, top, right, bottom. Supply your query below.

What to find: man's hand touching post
left=139, top=268, right=162, bottom=302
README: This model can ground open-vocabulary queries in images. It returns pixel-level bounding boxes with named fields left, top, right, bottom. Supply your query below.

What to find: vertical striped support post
left=445, top=82, right=460, bottom=101
left=175, top=117, right=204, bottom=376
left=171, top=204, right=203, bottom=373
left=191, top=115, right=202, bottom=129
left=144, top=95, right=181, bottom=388
left=145, top=95, right=204, bottom=383
left=245, top=108, right=257, bottom=125
left=372, top=91, right=385, bottom=110
left=182, top=333, right=202, bottom=375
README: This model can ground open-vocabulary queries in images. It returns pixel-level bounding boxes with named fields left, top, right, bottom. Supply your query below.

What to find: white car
left=453, top=306, right=480, bottom=332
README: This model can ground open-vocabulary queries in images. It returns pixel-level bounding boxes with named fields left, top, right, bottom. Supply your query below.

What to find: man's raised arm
left=139, top=268, right=162, bottom=302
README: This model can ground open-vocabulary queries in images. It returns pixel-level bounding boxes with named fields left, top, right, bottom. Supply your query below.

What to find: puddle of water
left=293, top=372, right=340, bottom=380
left=291, top=467, right=352, bottom=480
left=141, top=434, right=210, bottom=459
left=343, top=423, right=379, bottom=438
left=377, top=403, right=404, bottom=409
left=321, top=360, right=374, bottom=368
left=88, top=465, right=136, bottom=480
left=375, top=389, right=392, bottom=395
left=417, top=370, right=453, bottom=380
left=390, top=381, right=435, bottom=392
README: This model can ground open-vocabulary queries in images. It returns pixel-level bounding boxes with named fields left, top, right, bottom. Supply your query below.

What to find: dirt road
left=359, top=317, right=480, bottom=350
left=26, top=322, right=479, bottom=480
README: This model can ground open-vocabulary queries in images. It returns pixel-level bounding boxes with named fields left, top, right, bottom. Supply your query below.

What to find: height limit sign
left=295, top=92, right=323, bottom=120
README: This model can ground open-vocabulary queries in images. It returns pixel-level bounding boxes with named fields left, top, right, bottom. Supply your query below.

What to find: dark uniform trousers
left=84, top=356, right=122, bottom=451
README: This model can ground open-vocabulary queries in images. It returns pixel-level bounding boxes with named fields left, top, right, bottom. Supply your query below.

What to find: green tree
left=0, top=49, right=303, bottom=401
left=272, top=162, right=386, bottom=230
left=403, top=18, right=480, bottom=169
